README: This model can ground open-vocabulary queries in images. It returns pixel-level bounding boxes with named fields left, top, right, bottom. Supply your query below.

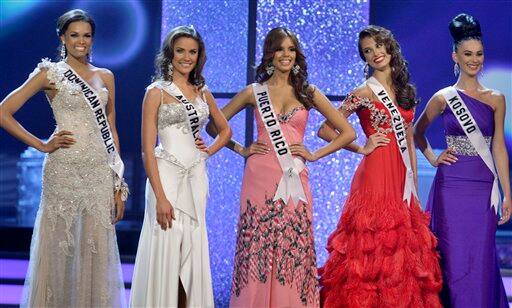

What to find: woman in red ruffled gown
left=317, top=25, right=442, bottom=307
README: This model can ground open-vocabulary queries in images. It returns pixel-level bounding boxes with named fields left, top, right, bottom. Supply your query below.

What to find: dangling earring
left=453, top=63, right=460, bottom=76
left=266, top=63, right=275, bottom=76
left=88, top=49, right=93, bottom=63
left=60, top=44, right=67, bottom=60
left=168, top=62, right=174, bottom=80
left=479, top=63, right=484, bottom=78
left=292, top=64, right=300, bottom=75
left=364, top=62, right=369, bottom=79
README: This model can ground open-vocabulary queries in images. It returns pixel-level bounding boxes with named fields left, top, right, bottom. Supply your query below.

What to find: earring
left=292, top=64, right=300, bottom=75
left=168, top=62, right=174, bottom=80
left=88, top=49, right=93, bottom=63
left=364, top=62, right=369, bottom=79
left=479, top=63, right=484, bottom=78
left=265, top=63, right=275, bottom=76
left=60, top=44, right=66, bottom=60
left=453, top=63, right=460, bottom=76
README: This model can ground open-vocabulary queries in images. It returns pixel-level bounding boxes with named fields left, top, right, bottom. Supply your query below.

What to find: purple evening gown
left=426, top=90, right=508, bottom=307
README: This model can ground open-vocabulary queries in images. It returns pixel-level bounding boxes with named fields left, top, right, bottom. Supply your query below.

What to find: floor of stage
left=0, top=258, right=510, bottom=307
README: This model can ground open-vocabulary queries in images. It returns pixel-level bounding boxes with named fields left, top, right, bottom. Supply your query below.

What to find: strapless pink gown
left=230, top=106, right=320, bottom=308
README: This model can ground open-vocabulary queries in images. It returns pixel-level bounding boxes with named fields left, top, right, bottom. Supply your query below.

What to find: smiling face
left=453, top=39, right=484, bottom=77
left=272, top=37, right=296, bottom=74
left=359, top=36, right=391, bottom=71
left=60, top=21, right=93, bottom=60
left=171, top=36, right=199, bottom=77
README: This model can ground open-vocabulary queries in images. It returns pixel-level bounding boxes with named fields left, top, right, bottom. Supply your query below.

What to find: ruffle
left=319, top=189, right=442, bottom=308
left=30, top=58, right=81, bottom=95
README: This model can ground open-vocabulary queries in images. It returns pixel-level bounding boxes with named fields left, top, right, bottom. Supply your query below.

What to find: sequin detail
left=21, top=59, right=125, bottom=307
left=341, top=93, right=393, bottom=134
left=154, top=146, right=208, bottom=171
left=157, top=102, right=209, bottom=133
left=148, top=80, right=210, bottom=133
left=37, top=60, right=115, bottom=237
left=278, top=106, right=306, bottom=123
left=231, top=195, right=318, bottom=306
left=446, top=135, right=492, bottom=156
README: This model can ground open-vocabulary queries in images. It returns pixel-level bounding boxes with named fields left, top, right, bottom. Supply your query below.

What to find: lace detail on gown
left=21, top=59, right=125, bottom=307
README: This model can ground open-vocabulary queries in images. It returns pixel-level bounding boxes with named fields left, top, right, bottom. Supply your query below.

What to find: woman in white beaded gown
left=0, top=10, right=128, bottom=307
left=129, top=26, right=231, bottom=307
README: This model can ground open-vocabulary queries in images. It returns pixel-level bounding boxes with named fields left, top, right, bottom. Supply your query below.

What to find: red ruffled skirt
left=319, top=190, right=442, bottom=308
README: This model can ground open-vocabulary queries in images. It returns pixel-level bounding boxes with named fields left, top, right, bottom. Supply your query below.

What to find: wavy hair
left=358, top=25, right=417, bottom=110
left=154, top=25, right=206, bottom=89
left=255, top=27, right=314, bottom=109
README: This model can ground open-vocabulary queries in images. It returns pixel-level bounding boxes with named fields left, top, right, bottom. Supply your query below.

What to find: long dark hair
left=56, top=9, right=95, bottom=61
left=255, top=27, right=314, bottom=109
left=358, top=25, right=417, bottom=110
left=154, top=25, right=206, bottom=89
left=449, top=13, right=482, bottom=52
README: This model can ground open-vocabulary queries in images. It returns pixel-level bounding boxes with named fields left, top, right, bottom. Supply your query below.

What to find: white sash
left=441, top=87, right=500, bottom=213
left=252, top=83, right=307, bottom=207
left=61, top=63, right=125, bottom=181
left=366, top=77, right=418, bottom=205
left=159, top=81, right=202, bottom=141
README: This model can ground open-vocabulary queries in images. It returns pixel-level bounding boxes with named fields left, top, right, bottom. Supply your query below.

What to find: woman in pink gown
left=208, top=27, right=355, bottom=307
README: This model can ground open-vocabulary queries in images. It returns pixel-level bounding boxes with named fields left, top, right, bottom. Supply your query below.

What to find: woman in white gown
left=0, top=9, right=128, bottom=307
left=130, top=26, right=231, bottom=307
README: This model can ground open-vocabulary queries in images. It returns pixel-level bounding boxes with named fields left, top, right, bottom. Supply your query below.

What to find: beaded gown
left=230, top=96, right=319, bottom=307
left=319, top=92, right=443, bottom=308
left=129, top=81, right=213, bottom=307
left=426, top=89, right=508, bottom=307
left=21, top=59, right=126, bottom=307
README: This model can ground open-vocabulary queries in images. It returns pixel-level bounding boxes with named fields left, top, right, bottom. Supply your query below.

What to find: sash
left=252, top=83, right=307, bottom=207
left=366, top=77, right=418, bottom=205
left=160, top=81, right=201, bottom=141
left=61, top=62, right=125, bottom=182
left=441, top=87, right=501, bottom=213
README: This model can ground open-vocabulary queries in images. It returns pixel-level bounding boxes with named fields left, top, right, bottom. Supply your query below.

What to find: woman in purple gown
left=414, top=13, right=510, bottom=307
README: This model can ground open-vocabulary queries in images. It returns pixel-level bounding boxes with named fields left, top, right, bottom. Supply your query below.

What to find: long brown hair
left=255, top=27, right=314, bottom=109
left=358, top=25, right=417, bottom=110
left=154, top=25, right=206, bottom=89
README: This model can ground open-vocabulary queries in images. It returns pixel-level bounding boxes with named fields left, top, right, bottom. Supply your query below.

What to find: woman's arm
left=203, top=90, right=232, bottom=156
left=317, top=87, right=389, bottom=155
left=406, top=124, right=418, bottom=189
left=100, top=69, right=125, bottom=223
left=414, top=93, right=457, bottom=167
left=101, top=69, right=121, bottom=152
left=141, top=88, right=175, bottom=230
left=206, top=85, right=267, bottom=157
left=0, top=68, right=75, bottom=152
left=490, top=93, right=511, bottom=224
left=291, top=88, right=356, bottom=161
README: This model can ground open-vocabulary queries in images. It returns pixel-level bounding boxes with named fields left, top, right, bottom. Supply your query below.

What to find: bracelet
left=115, top=179, right=130, bottom=202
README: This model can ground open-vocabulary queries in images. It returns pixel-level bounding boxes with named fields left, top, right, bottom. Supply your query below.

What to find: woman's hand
left=41, top=130, right=75, bottom=153
left=195, top=136, right=209, bottom=155
left=156, top=197, right=175, bottom=230
left=434, top=148, right=458, bottom=167
left=289, top=143, right=317, bottom=162
left=499, top=197, right=511, bottom=225
left=361, top=132, right=390, bottom=155
left=240, top=140, right=269, bottom=158
left=112, top=190, right=125, bottom=224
